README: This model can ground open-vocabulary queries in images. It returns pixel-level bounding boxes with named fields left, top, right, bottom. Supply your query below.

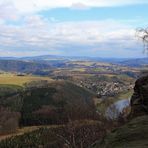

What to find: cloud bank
left=0, top=0, right=148, bottom=14
left=0, top=0, right=146, bottom=57
left=0, top=14, right=142, bottom=57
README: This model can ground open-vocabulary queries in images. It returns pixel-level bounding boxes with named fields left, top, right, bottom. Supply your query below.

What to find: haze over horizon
left=0, top=0, right=148, bottom=58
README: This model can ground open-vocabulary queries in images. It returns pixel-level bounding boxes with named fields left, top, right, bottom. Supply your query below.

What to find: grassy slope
left=0, top=120, right=101, bottom=148
left=93, top=115, right=148, bottom=148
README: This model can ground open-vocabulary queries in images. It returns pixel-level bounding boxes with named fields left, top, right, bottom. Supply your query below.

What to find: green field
left=0, top=73, right=53, bottom=86
left=71, top=61, right=112, bottom=67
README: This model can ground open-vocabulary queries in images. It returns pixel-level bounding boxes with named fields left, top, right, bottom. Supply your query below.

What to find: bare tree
left=54, top=120, right=106, bottom=148
left=136, top=27, right=148, bottom=75
left=136, top=27, right=148, bottom=53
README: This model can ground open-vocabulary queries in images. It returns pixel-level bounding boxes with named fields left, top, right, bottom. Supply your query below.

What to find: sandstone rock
left=130, top=75, right=148, bottom=117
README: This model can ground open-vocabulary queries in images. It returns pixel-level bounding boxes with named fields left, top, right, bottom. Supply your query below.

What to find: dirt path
left=0, top=124, right=63, bottom=141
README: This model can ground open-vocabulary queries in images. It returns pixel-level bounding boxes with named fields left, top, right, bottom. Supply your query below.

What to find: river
left=106, top=97, right=131, bottom=119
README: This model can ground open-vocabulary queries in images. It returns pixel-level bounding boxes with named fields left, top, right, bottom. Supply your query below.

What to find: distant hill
left=0, top=55, right=147, bottom=67
left=117, top=58, right=148, bottom=67
left=0, top=59, right=51, bottom=73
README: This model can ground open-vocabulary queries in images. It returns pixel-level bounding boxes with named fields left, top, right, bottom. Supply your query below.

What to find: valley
left=0, top=0, right=148, bottom=146
left=0, top=55, right=147, bottom=147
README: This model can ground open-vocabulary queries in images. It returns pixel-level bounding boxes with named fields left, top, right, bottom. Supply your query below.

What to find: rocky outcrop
left=130, top=75, right=148, bottom=117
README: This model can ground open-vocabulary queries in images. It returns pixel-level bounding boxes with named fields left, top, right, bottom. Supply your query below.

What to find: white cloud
left=0, top=14, right=141, bottom=57
left=0, top=0, right=147, bottom=14
left=0, top=0, right=145, bottom=57
left=0, top=1, right=19, bottom=21
left=71, top=3, right=89, bottom=10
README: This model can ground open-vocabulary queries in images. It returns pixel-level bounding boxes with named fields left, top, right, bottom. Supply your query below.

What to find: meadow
left=0, top=73, right=53, bottom=86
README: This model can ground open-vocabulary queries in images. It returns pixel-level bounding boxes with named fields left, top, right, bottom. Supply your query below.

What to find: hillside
left=92, top=115, right=148, bottom=148
left=21, top=81, right=96, bottom=126
left=0, top=80, right=96, bottom=134
left=118, top=58, right=148, bottom=67
left=0, top=120, right=105, bottom=148
left=0, top=60, right=51, bottom=73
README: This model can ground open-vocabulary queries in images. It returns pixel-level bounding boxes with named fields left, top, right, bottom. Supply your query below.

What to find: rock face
left=130, top=75, right=148, bottom=117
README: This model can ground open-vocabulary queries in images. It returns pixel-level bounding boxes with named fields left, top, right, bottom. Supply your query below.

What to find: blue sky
left=0, top=0, right=148, bottom=58
left=39, top=5, right=148, bottom=23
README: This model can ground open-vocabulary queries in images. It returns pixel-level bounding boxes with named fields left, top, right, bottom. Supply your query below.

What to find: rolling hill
left=0, top=80, right=96, bottom=133
left=0, top=55, right=147, bottom=68
left=0, top=60, right=51, bottom=73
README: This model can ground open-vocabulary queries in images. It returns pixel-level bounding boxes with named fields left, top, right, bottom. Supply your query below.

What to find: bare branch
left=136, top=27, right=148, bottom=53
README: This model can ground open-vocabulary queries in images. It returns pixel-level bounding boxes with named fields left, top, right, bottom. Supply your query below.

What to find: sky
left=0, top=0, right=148, bottom=58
